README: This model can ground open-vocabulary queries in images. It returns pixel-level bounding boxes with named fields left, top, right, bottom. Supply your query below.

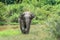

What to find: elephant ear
left=31, top=13, right=35, bottom=19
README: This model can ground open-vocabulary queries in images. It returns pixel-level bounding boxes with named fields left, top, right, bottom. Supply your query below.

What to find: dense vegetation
left=0, top=0, right=60, bottom=40
left=0, top=0, right=60, bottom=25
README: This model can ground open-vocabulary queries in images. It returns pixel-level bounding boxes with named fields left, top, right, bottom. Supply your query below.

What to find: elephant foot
left=22, top=32, right=29, bottom=34
left=22, top=30, right=29, bottom=34
left=21, top=28, right=29, bottom=34
left=23, top=32, right=29, bottom=34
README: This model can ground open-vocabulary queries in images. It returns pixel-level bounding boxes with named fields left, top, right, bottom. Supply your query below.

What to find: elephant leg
left=25, top=21, right=31, bottom=34
left=20, top=20, right=28, bottom=34
left=24, top=25, right=30, bottom=34
left=20, top=19, right=25, bottom=33
left=26, top=26, right=30, bottom=34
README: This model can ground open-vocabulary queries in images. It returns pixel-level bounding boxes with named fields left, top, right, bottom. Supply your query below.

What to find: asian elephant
left=19, top=11, right=35, bottom=34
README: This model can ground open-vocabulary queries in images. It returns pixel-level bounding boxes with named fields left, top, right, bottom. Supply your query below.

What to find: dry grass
left=0, top=25, right=57, bottom=40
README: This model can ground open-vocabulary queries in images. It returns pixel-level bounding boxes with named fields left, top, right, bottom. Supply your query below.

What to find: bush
left=0, top=2, right=7, bottom=25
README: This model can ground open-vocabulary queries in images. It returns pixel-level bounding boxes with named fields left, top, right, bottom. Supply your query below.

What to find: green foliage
left=0, top=2, right=7, bottom=25
left=0, top=0, right=60, bottom=40
left=0, top=0, right=22, bottom=4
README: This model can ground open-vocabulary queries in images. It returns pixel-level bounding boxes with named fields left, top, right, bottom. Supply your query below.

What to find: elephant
left=19, top=11, right=35, bottom=34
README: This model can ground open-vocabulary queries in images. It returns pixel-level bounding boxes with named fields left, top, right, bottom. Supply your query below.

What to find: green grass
left=0, top=29, right=20, bottom=37
left=0, top=25, right=57, bottom=40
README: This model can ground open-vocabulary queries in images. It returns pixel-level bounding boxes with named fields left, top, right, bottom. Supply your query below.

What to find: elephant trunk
left=25, top=18, right=31, bottom=33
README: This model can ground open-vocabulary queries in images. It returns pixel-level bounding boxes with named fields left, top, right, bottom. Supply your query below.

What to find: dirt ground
left=0, top=25, right=19, bottom=31
left=0, top=25, right=57, bottom=40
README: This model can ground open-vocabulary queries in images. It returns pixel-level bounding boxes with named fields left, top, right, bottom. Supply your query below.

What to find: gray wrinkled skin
left=19, top=11, right=35, bottom=34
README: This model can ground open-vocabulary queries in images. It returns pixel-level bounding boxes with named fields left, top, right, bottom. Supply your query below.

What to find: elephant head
left=20, top=11, right=35, bottom=34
